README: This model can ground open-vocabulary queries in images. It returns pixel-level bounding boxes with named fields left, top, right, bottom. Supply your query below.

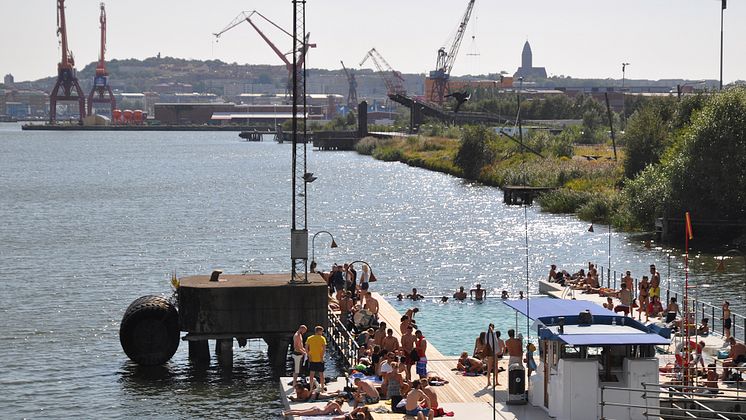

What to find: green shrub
left=372, top=146, right=404, bottom=161
left=538, top=189, right=591, bottom=213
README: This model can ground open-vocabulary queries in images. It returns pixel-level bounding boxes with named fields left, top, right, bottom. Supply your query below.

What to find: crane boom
left=442, top=0, right=475, bottom=75
left=359, top=48, right=405, bottom=96
left=97, top=2, right=107, bottom=75
left=88, top=2, right=116, bottom=116
left=428, top=0, right=475, bottom=104
left=57, top=0, right=73, bottom=69
left=214, top=10, right=316, bottom=96
left=340, top=60, right=358, bottom=108
left=50, top=0, right=86, bottom=123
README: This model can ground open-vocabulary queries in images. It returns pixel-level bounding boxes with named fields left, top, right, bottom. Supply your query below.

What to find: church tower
left=521, top=41, right=532, bottom=69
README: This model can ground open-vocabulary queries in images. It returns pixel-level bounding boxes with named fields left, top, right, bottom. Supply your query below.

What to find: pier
left=178, top=272, right=327, bottom=368
left=502, top=185, right=554, bottom=205
left=279, top=293, right=548, bottom=419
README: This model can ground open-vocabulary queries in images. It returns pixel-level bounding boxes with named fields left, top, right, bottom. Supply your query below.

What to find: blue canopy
left=504, top=298, right=671, bottom=346
left=502, top=297, right=616, bottom=320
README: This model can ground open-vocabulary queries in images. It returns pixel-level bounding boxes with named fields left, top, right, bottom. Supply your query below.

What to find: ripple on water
left=0, top=128, right=744, bottom=417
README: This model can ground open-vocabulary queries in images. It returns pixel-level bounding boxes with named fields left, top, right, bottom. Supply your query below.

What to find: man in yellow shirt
left=305, top=325, right=327, bottom=391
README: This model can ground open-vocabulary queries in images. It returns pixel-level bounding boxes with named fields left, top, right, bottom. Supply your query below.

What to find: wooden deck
left=371, top=293, right=510, bottom=405
left=278, top=293, right=553, bottom=419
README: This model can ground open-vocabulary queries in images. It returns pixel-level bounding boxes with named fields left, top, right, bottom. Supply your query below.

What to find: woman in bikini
left=638, top=276, right=650, bottom=321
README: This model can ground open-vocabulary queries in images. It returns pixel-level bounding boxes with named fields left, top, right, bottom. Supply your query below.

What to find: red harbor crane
left=428, top=0, right=475, bottom=104
left=214, top=10, right=315, bottom=97
left=87, top=3, right=116, bottom=117
left=50, top=0, right=86, bottom=124
left=359, top=48, right=406, bottom=97
left=340, top=60, right=357, bottom=109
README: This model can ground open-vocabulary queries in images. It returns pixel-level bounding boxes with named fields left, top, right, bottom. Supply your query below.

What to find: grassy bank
left=356, top=135, right=624, bottom=225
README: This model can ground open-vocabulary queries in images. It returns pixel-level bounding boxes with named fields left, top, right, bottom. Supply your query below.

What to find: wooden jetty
left=313, top=130, right=360, bottom=150
left=502, top=185, right=554, bottom=205
left=279, top=293, right=550, bottom=419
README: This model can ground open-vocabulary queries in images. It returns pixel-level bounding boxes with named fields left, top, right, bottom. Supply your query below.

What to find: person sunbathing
left=289, top=384, right=345, bottom=402
left=282, top=398, right=345, bottom=417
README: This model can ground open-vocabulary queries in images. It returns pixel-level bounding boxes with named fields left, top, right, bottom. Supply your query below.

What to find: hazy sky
left=1, top=0, right=743, bottom=83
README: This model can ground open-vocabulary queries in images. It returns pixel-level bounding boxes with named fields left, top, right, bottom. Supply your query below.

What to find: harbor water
left=1, top=122, right=744, bottom=418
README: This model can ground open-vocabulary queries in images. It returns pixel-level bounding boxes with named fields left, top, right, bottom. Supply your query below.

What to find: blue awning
left=552, top=333, right=670, bottom=346
left=502, top=297, right=616, bottom=320
left=504, top=298, right=671, bottom=346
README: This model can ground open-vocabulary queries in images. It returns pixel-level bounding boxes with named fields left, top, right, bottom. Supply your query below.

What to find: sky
left=1, top=0, right=743, bottom=83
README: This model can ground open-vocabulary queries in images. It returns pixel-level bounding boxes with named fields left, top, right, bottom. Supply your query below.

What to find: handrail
left=593, top=261, right=746, bottom=344
left=599, top=383, right=741, bottom=420
left=325, top=306, right=360, bottom=370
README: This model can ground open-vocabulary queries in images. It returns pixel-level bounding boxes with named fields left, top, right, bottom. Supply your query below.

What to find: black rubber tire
left=120, top=295, right=180, bottom=366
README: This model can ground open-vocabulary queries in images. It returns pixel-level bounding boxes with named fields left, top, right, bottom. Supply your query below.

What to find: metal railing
left=325, top=307, right=360, bottom=370
left=593, top=262, right=745, bottom=343
left=599, top=381, right=746, bottom=419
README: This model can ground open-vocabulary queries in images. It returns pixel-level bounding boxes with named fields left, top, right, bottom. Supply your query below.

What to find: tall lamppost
left=621, top=62, right=630, bottom=129
left=719, top=0, right=727, bottom=90
left=311, top=230, right=338, bottom=266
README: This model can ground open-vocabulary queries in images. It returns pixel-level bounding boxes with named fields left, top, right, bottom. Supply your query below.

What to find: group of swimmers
left=395, top=285, right=524, bottom=303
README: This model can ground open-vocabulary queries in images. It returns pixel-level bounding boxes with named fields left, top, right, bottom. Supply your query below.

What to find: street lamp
left=311, top=230, right=338, bottom=266
left=348, top=260, right=377, bottom=282
left=621, top=62, right=630, bottom=129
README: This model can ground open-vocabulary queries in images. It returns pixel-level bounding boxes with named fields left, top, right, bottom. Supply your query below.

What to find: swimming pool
left=388, top=297, right=531, bottom=357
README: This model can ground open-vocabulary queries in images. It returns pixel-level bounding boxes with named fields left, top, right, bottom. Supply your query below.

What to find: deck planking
left=371, top=293, right=510, bottom=406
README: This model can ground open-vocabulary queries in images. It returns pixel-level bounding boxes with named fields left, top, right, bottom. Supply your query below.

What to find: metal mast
left=87, top=2, right=116, bottom=116
left=50, top=0, right=86, bottom=123
left=289, top=0, right=310, bottom=283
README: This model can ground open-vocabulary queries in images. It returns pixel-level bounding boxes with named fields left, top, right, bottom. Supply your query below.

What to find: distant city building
left=513, top=41, right=547, bottom=79
left=4, top=74, right=14, bottom=86
left=152, top=82, right=193, bottom=95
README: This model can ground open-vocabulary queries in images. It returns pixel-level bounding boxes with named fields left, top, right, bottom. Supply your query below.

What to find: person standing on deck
left=401, top=326, right=416, bottom=380
left=506, top=329, right=523, bottom=367
left=638, top=276, right=650, bottom=321
left=305, top=325, right=327, bottom=391
left=292, top=325, right=308, bottom=387
left=622, top=271, right=634, bottom=292
left=359, top=264, right=370, bottom=293
left=650, top=264, right=661, bottom=289
left=415, top=330, right=428, bottom=379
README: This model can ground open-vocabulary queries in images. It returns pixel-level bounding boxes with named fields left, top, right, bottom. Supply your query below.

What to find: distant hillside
left=15, top=56, right=721, bottom=98
left=20, top=56, right=424, bottom=100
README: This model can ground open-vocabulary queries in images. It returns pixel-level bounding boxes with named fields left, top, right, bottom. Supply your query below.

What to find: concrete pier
left=178, top=273, right=327, bottom=369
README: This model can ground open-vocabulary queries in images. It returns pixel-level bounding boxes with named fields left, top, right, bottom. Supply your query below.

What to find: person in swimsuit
left=282, top=398, right=344, bottom=417
left=404, top=380, right=434, bottom=420
left=292, top=325, right=308, bottom=387
left=470, top=284, right=487, bottom=301
left=638, top=276, right=650, bottom=321
left=724, top=301, right=732, bottom=339
left=526, top=342, right=537, bottom=379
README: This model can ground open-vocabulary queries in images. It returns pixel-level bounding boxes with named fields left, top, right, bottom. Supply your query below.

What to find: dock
left=279, top=292, right=551, bottom=419
left=502, top=185, right=555, bottom=205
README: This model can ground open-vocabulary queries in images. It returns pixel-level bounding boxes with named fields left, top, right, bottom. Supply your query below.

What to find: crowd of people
left=283, top=263, right=451, bottom=419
